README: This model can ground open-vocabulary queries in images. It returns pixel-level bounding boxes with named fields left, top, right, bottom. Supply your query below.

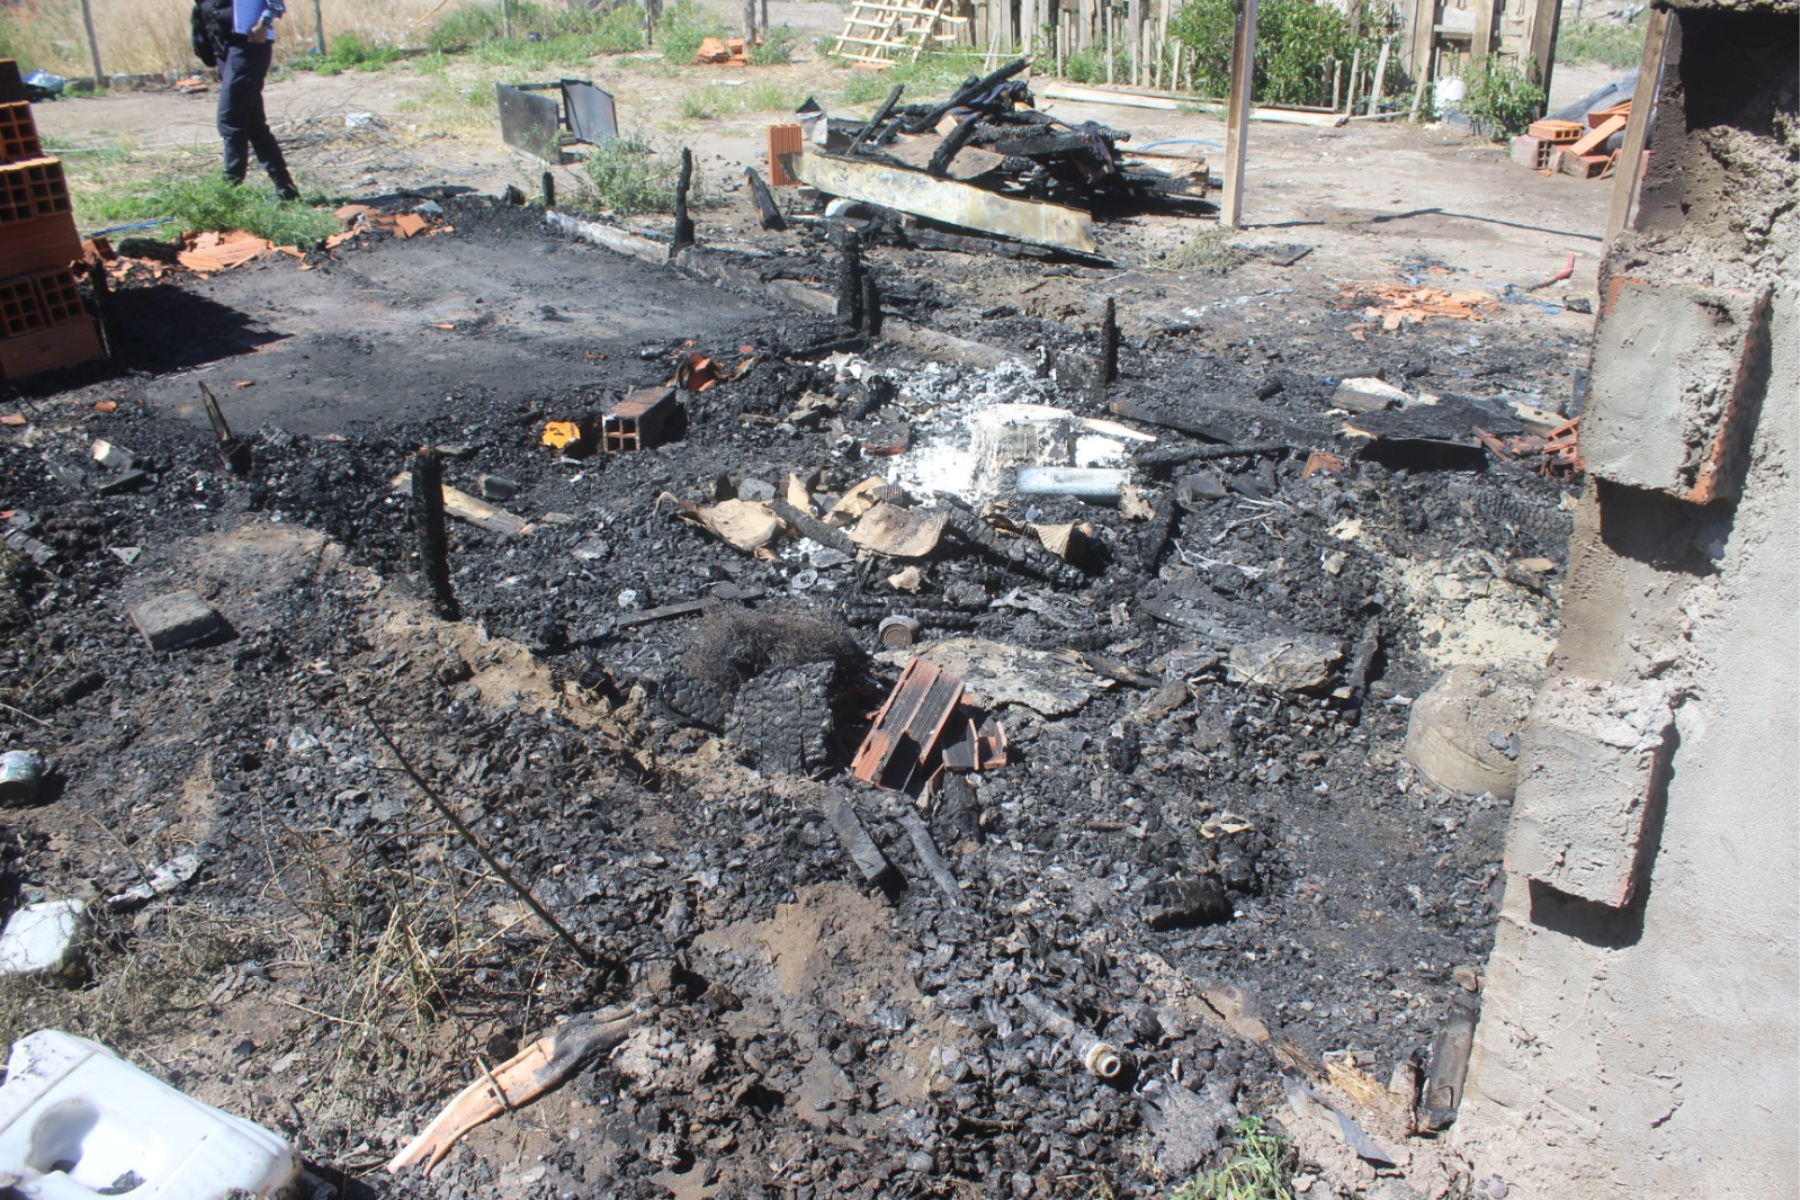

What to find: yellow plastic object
left=541, top=421, right=583, bottom=450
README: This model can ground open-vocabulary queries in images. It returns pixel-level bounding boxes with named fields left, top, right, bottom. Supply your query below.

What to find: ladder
left=833, top=0, right=967, bottom=66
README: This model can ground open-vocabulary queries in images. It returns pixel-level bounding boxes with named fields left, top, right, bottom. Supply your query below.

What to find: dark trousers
left=213, top=38, right=288, bottom=182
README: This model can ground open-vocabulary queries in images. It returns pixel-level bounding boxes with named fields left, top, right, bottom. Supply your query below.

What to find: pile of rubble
left=0, top=192, right=1581, bottom=1199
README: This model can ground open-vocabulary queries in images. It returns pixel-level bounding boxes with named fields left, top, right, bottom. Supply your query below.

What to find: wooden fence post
left=1219, top=0, right=1256, bottom=228
left=78, top=0, right=105, bottom=89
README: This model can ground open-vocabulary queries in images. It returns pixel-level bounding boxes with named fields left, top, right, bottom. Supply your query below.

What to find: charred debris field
left=0, top=195, right=1580, bottom=1199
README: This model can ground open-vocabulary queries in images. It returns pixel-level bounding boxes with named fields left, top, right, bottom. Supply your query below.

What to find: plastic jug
left=0, top=1031, right=300, bottom=1199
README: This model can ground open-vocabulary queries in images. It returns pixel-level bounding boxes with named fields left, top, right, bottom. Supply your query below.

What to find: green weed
left=0, top=14, right=31, bottom=72
left=592, top=5, right=652, bottom=53
left=1064, top=43, right=1133, bottom=84
left=887, top=47, right=986, bottom=92
left=838, top=70, right=891, bottom=107
left=658, top=1, right=727, bottom=64
left=292, top=30, right=405, bottom=75
left=745, top=81, right=799, bottom=111
left=580, top=135, right=684, bottom=214
left=465, top=32, right=595, bottom=70
left=749, top=22, right=798, bottom=64
left=1169, top=1118, right=1298, bottom=1200
left=84, top=173, right=339, bottom=247
left=834, top=47, right=987, bottom=111
left=679, top=83, right=742, bottom=119
left=430, top=1, right=647, bottom=55
left=1557, top=17, right=1646, bottom=68
left=1463, top=54, right=1546, bottom=137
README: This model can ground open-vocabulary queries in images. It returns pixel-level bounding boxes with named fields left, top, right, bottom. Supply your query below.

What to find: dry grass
left=1159, top=226, right=1247, bottom=274
left=0, top=902, right=246, bottom=1052
left=3, top=0, right=457, bottom=76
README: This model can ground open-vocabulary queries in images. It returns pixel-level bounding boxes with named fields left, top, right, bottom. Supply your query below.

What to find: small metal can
left=0, top=749, right=43, bottom=806
left=878, top=615, right=922, bottom=650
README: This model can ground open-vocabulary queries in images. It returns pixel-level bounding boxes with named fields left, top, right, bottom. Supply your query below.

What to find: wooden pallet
left=833, top=0, right=967, bottom=66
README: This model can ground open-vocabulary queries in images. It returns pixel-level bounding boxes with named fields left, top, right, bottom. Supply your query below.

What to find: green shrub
left=84, top=174, right=338, bottom=247
left=1170, top=0, right=1394, bottom=107
left=749, top=23, right=798, bottom=64
left=592, top=5, right=650, bottom=53
left=1064, top=43, right=1131, bottom=83
left=293, top=30, right=405, bottom=75
left=1557, top=17, right=1645, bottom=68
left=430, top=1, right=647, bottom=54
left=429, top=3, right=510, bottom=52
left=658, top=2, right=727, bottom=63
left=581, top=136, right=684, bottom=214
left=1463, top=54, right=1546, bottom=137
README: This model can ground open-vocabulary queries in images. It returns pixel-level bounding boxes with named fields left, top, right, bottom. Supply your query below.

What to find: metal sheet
left=783, top=150, right=1098, bottom=255
left=495, top=84, right=561, bottom=163
left=562, top=81, right=618, bottom=145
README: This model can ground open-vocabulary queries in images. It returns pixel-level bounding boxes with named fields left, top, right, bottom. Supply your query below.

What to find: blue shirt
left=233, top=0, right=285, bottom=36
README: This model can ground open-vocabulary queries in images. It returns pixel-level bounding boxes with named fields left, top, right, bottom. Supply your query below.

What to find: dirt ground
left=0, top=27, right=1622, bottom=1200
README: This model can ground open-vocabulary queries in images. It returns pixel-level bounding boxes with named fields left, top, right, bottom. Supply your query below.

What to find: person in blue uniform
left=193, top=0, right=300, bottom=200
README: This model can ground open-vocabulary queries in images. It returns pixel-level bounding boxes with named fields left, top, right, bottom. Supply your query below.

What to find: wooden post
left=1100, top=298, right=1120, bottom=383
left=743, top=0, right=758, bottom=47
left=1526, top=0, right=1565, bottom=102
left=1409, top=74, right=1427, bottom=121
left=78, top=0, right=105, bottom=90
left=1158, top=0, right=1172, bottom=87
left=1409, top=0, right=1438, bottom=97
left=1346, top=45, right=1361, bottom=113
left=1332, top=58, right=1341, bottom=110
left=411, top=450, right=459, bottom=621
left=672, top=147, right=695, bottom=252
left=1604, top=7, right=1670, bottom=242
left=1094, top=2, right=1108, bottom=82
left=1366, top=37, right=1390, bottom=114
left=1126, top=0, right=1140, bottom=84
left=1219, top=0, right=1256, bottom=228
left=501, top=0, right=512, bottom=39
left=85, top=258, right=116, bottom=358
left=312, top=0, right=326, bottom=55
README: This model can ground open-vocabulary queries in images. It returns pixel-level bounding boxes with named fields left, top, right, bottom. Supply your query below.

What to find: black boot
left=269, top=167, right=300, bottom=202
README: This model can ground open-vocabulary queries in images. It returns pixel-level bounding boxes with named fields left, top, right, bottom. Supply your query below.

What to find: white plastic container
left=1434, top=76, right=1467, bottom=116
left=0, top=1031, right=300, bottom=1199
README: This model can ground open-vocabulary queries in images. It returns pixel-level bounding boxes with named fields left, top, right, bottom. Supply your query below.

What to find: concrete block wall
left=1455, top=4, right=1799, bottom=1196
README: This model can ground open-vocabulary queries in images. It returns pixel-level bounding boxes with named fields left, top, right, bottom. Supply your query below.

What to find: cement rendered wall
left=1456, top=6, right=1799, bottom=1197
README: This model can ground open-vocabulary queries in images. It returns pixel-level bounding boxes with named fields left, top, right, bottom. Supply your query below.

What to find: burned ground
left=0, top=187, right=1580, bottom=1199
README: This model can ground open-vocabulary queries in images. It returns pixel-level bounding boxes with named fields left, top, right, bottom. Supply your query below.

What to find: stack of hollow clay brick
left=0, top=59, right=102, bottom=382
